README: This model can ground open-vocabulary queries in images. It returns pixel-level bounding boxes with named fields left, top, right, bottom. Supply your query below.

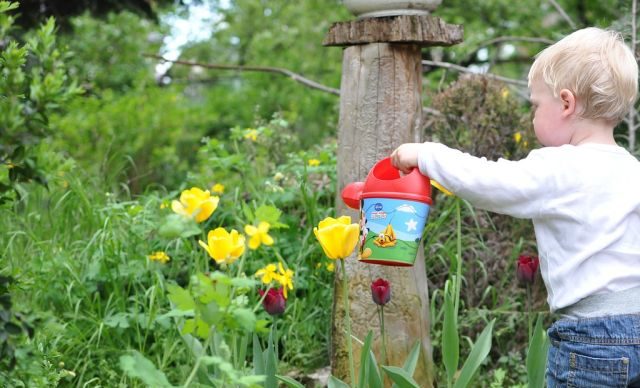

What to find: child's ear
left=559, top=89, right=576, bottom=117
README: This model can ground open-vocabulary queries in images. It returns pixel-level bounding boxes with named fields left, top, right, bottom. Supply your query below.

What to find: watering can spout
left=341, top=181, right=364, bottom=209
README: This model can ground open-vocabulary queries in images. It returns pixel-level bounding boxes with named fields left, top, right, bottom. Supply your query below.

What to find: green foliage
left=0, top=2, right=81, bottom=203
left=63, top=11, right=163, bottom=90
left=119, top=351, right=173, bottom=388
left=526, top=314, right=550, bottom=388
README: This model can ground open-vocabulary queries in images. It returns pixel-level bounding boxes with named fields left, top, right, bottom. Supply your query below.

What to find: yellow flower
left=198, top=227, right=246, bottom=265
left=308, top=159, right=320, bottom=167
left=148, top=251, right=170, bottom=264
left=255, top=264, right=278, bottom=284
left=211, top=183, right=225, bottom=194
left=514, top=132, right=522, bottom=144
left=276, top=262, right=294, bottom=299
left=244, top=221, right=274, bottom=250
left=244, top=129, right=258, bottom=141
left=501, top=88, right=510, bottom=99
left=171, top=187, right=219, bottom=223
left=313, top=216, right=359, bottom=260
left=326, top=262, right=335, bottom=272
left=273, top=172, right=285, bottom=182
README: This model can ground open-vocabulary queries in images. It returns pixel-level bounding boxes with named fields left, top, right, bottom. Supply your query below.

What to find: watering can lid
left=361, top=157, right=432, bottom=204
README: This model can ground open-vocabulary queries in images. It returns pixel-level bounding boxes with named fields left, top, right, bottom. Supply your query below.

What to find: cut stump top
left=323, top=15, right=463, bottom=47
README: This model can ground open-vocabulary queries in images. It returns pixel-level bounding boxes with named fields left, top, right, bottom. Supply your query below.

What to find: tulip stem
left=454, top=198, right=463, bottom=317
left=340, top=259, right=356, bottom=385
left=379, top=306, right=388, bottom=365
left=526, top=284, right=533, bottom=340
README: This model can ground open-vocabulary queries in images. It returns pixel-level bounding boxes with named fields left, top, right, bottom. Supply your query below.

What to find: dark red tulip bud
left=516, top=255, right=539, bottom=286
left=259, top=288, right=286, bottom=316
left=371, top=278, right=391, bottom=306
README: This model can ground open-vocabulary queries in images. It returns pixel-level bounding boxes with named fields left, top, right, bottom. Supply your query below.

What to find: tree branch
left=548, top=0, right=577, bottom=29
left=144, top=54, right=341, bottom=96
left=422, top=59, right=529, bottom=87
left=477, top=35, right=555, bottom=47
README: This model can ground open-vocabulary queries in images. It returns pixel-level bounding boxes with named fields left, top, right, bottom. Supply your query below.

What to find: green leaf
left=367, top=349, right=383, bottom=388
left=276, top=375, right=305, bottom=388
left=0, top=2, right=19, bottom=14
left=391, top=340, right=422, bottom=388
left=328, top=376, right=351, bottom=388
left=401, top=341, right=422, bottom=375
left=526, top=314, right=549, bottom=388
left=358, top=331, right=375, bottom=388
left=442, top=283, right=459, bottom=383
left=380, top=365, right=420, bottom=388
left=119, top=351, right=173, bottom=387
left=232, top=308, right=257, bottom=332
left=264, top=328, right=278, bottom=388
left=252, top=334, right=265, bottom=375
left=103, top=312, right=131, bottom=329
left=158, top=214, right=201, bottom=239
left=239, top=375, right=266, bottom=386
left=453, top=318, right=495, bottom=388
left=255, top=204, right=288, bottom=229
left=167, top=284, right=195, bottom=311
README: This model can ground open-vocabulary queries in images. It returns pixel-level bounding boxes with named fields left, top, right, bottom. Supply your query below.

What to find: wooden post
left=324, top=14, right=462, bottom=386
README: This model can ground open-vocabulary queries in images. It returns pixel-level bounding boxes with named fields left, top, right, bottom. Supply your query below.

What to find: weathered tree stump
left=325, top=14, right=462, bottom=386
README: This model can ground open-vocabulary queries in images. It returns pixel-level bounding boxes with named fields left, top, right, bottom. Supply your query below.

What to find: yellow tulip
left=171, top=187, right=219, bottom=223
left=198, top=227, right=245, bottom=265
left=313, top=216, right=359, bottom=260
left=244, top=221, right=274, bottom=250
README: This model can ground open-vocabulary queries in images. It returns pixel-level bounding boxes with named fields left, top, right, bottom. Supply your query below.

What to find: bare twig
left=422, top=59, right=529, bottom=87
left=144, top=54, right=341, bottom=96
left=548, top=0, right=577, bottom=29
left=477, top=36, right=555, bottom=47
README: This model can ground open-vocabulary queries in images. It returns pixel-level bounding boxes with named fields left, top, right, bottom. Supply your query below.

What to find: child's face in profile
left=529, top=78, right=573, bottom=147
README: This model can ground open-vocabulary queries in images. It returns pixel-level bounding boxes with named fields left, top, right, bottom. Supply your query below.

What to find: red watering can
left=341, top=157, right=432, bottom=266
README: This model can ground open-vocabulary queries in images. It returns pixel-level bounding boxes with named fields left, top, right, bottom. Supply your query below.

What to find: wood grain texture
left=331, top=43, right=434, bottom=386
left=323, top=15, right=463, bottom=47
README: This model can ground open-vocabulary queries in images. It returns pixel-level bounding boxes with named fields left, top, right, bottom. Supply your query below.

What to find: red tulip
left=371, top=278, right=391, bottom=306
left=516, top=255, right=539, bottom=286
left=259, top=288, right=286, bottom=316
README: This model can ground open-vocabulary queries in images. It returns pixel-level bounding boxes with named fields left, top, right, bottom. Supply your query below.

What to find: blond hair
left=528, top=27, right=638, bottom=124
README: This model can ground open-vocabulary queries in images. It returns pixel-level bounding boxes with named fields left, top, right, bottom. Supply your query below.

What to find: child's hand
left=390, top=143, right=422, bottom=174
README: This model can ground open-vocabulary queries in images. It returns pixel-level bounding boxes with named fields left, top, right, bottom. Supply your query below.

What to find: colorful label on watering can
left=358, top=197, right=430, bottom=266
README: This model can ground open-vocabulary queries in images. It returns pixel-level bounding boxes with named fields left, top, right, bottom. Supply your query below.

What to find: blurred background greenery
left=1, top=0, right=638, bottom=386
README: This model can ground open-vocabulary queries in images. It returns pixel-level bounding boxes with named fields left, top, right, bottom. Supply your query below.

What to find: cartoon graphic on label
left=374, top=224, right=397, bottom=247
left=359, top=198, right=430, bottom=265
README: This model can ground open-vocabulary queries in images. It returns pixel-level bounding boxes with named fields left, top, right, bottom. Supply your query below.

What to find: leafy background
left=1, top=0, right=638, bottom=386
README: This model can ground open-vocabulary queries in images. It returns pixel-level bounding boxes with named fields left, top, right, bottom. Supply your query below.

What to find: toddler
left=391, top=27, right=640, bottom=386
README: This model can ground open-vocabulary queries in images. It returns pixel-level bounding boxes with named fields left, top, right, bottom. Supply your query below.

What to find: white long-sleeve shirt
left=418, top=142, right=640, bottom=312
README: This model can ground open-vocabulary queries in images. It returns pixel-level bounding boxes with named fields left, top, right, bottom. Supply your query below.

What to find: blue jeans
left=546, top=314, right=640, bottom=387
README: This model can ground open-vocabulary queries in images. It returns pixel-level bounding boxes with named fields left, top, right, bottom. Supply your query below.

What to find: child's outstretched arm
left=391, top=142, right=554, bottom=219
